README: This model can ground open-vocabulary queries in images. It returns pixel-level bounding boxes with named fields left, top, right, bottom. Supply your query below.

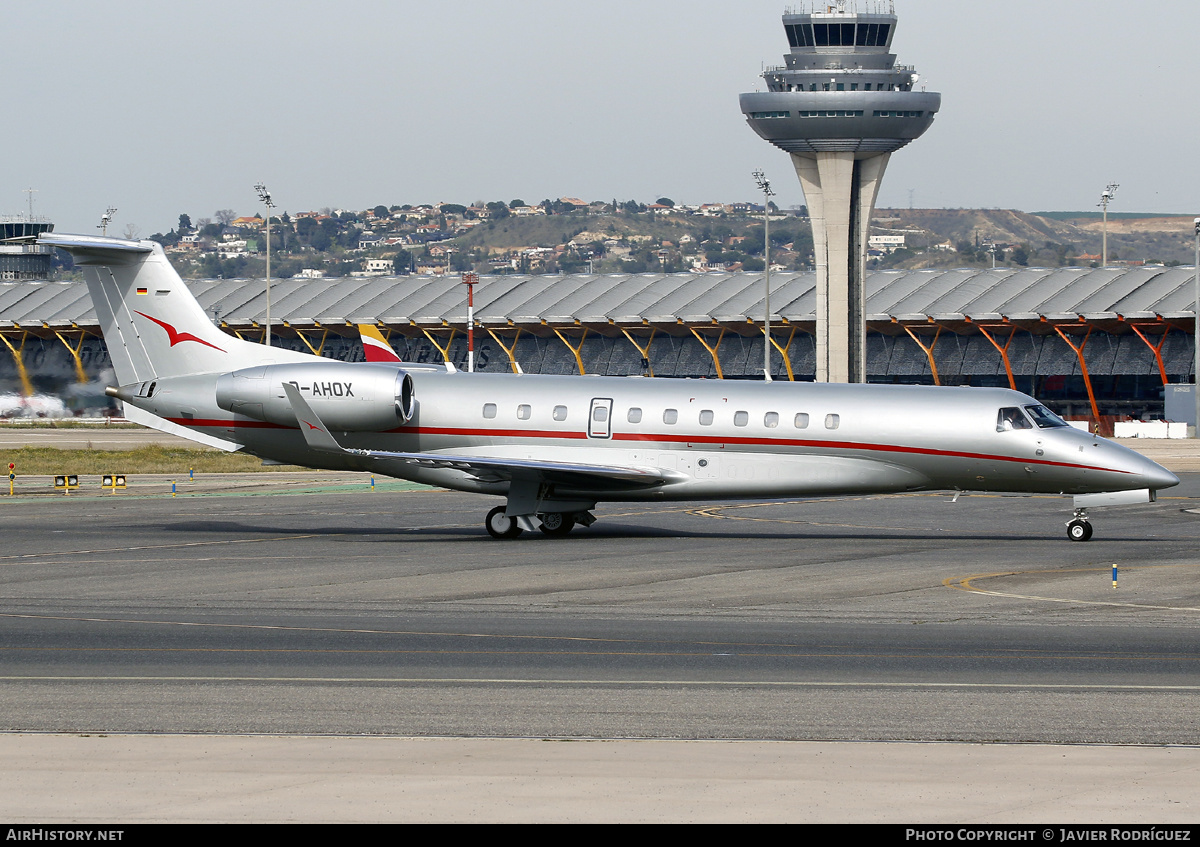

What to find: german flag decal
left=136, top=287, right=148, bottom=295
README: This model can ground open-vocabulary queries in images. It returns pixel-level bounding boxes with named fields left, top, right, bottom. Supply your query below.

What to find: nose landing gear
left=1067, top=509, right=1093, bottom=542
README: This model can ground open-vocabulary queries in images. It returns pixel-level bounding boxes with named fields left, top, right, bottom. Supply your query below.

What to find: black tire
left=538, top=512, right=576, bottom=537
left=486, top=506, right=523, bottom=539
left=1067, top=520, right=1093, bottom=542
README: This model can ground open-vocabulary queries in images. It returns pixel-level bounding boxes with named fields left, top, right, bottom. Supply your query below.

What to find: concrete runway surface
left=2, top=428, right=1199, bottom=822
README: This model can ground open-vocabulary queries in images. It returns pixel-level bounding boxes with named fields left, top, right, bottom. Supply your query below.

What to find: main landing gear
left=1066, top=508, right=1093, bottom=542
left=484, top=506, right=594, bottom=539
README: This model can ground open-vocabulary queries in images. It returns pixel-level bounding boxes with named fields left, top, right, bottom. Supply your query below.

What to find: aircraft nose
left=1143, top=460, right=1180, bottom=492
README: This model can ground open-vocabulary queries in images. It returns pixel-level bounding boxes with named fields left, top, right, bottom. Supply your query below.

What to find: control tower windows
left=856, top=23, right=892, bottom=47
left=809, top=22, right=891, bottom=48
left=786, top=23, right=815, bottom=48
left=798, top=110, right=866, bottom=118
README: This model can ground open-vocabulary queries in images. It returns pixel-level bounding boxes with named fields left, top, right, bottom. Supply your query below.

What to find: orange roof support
left=1052, top=324, right=1101, bottom=426
left=485, top=327, right=525, bottom=374
left=552, top=328, right=589, bottom=376
left=763, top=324, right=799, bottom=382
left=1126, top=322, right=1174, bottom=387
left=902, top=324, right=943, bottom=386
left=689, top=327, right=726, bottom=380
left=974, top=324, right=1018, bottom=391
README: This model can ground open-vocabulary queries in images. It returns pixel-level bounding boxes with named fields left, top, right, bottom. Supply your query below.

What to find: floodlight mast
left=1099, top=183, right=1119, bottom=267
left=754, top=170, right=775, bottom=382
left=254, top=183, right=275, bottom=346
left=97, top=207, right=117, bottom=236
left=462, top=271, right=479, bottom=372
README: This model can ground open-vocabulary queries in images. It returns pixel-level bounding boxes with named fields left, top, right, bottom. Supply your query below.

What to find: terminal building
left=1, top=267, right=1198, bottom=431
left=0, top=215, right=56, bottom=281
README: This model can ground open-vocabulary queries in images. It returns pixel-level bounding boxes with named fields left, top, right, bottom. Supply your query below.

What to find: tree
left=392, top=250, right=413, bottom=275
left=215, top=209, right=236, bottom=226
left=656, top=197, right=675, bottom=208
left=373, top=205, right=389, bottom=219
left=178, top=214, right=193, bottom=234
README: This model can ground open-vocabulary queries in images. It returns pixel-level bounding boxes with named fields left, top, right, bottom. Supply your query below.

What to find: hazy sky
left=6, top=1, right=1200, bottom=235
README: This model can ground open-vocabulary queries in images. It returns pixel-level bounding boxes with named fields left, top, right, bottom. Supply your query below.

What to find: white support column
left=791, top=154, right=828, bottom=381
left=851, top=153, right=890, bottom=383
left=792, top=151, right=889, bottom=384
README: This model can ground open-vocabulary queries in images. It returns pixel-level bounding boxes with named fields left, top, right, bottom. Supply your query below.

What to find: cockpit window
left=997, top=407, right=1033, bottom=432
left=1024, top=404, right=1069, bottom=429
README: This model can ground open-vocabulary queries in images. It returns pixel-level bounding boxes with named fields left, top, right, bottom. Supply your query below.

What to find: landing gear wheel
left=486, top=506, right=523, bottom=539
left=1067, top=519, right=1093, bottom=543
left=538, top=512, right=576, bottom=537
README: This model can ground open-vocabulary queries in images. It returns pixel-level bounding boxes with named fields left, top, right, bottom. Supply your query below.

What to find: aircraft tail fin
left=40, top=233, right=306, bottom=384
left=358, top=323, right=403, bottom=363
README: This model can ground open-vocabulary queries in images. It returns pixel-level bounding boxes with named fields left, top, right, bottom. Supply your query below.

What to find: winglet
left=281, top=382, right=344, bottom=453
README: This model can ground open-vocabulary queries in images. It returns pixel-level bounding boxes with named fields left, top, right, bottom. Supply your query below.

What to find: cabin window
left=517, top=404, right=531, bottom=421
left=825, top=414, right=840, bottom=430
left=553, top=405, right=568, bottom=422
left=483, top=403, right=497, bottom=419
left=997, top=407, right=1033, bottom=432
left=734, top=411, right=749, bottom=427
left=628, top=407, right=643, bottom=424
left=699, top=410, right=715, bottom=426
left=794, top=413, right=810, bottom=429
left=764, top=412, right=780, bottom=428
left=664, top=409, right=679, bottom=425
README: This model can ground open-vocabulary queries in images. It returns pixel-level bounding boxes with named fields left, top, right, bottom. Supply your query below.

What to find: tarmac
left=2, top=424, right=1199, bottom=823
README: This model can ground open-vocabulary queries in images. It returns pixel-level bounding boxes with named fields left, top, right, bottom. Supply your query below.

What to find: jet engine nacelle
left=215, top=362, right=416, bottom=431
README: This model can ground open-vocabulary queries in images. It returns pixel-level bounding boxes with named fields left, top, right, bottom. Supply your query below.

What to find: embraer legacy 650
left=42, top=233, right=1178, bottom=541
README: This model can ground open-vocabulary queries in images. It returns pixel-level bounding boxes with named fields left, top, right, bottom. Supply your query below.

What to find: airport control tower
left=740, top=1, right=939, bottom=382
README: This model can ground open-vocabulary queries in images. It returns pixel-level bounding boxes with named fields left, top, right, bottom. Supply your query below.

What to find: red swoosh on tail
left=135, top=311, right=227, bottom=353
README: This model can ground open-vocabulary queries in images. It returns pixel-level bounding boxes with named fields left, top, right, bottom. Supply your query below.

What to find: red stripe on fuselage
left=167, top=417, right=1131, bottom=475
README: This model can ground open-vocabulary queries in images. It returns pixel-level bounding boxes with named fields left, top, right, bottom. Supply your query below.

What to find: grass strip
left=1, top=446, right=300, bottom=476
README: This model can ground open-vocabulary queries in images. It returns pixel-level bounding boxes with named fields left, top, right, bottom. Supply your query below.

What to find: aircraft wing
left=281, top=382, right=676, bottom=491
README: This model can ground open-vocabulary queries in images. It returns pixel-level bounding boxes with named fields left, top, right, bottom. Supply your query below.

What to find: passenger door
left=588, top=397, right=614, bottom=439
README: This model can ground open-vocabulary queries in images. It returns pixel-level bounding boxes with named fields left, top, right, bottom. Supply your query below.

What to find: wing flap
left=348, top=449, right=674, bottom=490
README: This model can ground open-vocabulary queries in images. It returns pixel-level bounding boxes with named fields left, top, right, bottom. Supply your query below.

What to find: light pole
left=462, top=271, right=479, bottom=372
left=254, top=183, right=275, bottom=346
left=97, top=207, right=117, bottom=236
left=1193, top=217, right=1199, bottom=437
left=754, top=170, right=775, bottom=382
left=1099, top=183, right=1119, bottom=267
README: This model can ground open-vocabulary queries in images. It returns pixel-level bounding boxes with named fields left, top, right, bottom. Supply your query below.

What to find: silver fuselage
left=132, top=367, right=1178, bottom=503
